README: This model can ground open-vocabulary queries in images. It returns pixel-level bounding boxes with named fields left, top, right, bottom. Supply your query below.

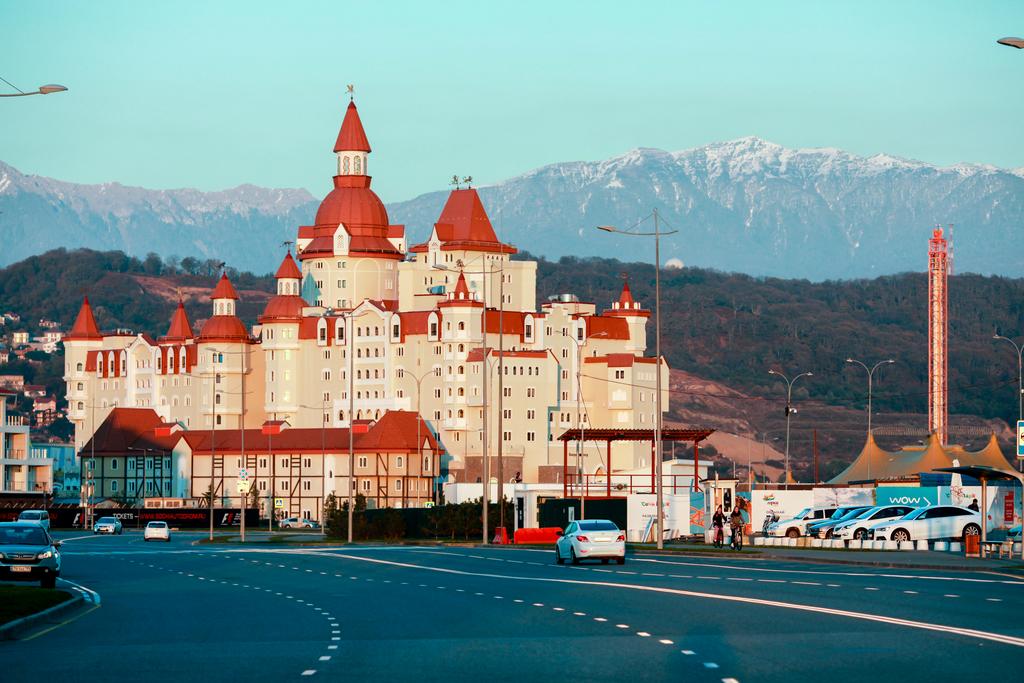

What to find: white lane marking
left=704, top=663, right=719, bottom=669
left=532, top=602, right=544, bottom=607
left=301, top=671, right=316, bottom=676
left=573, top=612, right=586, bottom=616
left=636, top=631, right=650, bottom=637
left=616, top=624, right=629, bottom=629
left=594, top=617, right=607, bottom=622
left=57, top=534, right=106, bottom=542
left=319, top=656, right=331, bottom=661
left=310, top=550, right=1024, bottom=648
left=58, top=578, right=102, bottom=605
left=513, top=599, right=523, bottom=603
left=681, top=650, right=695, bottom=655
left=659, top=639, right=674, bottom=644
left=328, top=645, right=338, bottom=650
left=904, top=591, right=918, bottom=595
left=722, top=678, right=740, bottom=683
left=865, top=587, right=879, bottom=591
left=727, top=578, right=753, bottom=582
left=945, top=594, right=959, bottom=598
left=758, top=579, right=784, bottom=583
left=792, top=581, right=821, bottom=586
left=553, top=607, right=565, bottom=611
left=632, top=556, right=1024, bottom=585
left=987, top=598, right=1003, bottom=602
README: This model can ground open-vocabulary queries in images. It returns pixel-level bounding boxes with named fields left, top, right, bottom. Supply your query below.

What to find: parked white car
left=766, top=507, right=839, bottom=538
left=869, top=505, right=982, bottom=542
left=555, top=519, right=625, bottom=565
left=143, top=521, right=170, bottom=542
left=17, top=509, right=50, bottom=531
left=833, top=505, right=919, bottom=541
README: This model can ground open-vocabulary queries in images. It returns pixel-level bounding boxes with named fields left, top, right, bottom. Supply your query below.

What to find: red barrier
left=514, top=527, right=562, bottom=545
left=493, top=527, right=510, bottom=545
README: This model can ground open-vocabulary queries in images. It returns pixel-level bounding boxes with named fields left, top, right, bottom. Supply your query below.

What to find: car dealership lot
left=1, top=533, right=1022, bottom=682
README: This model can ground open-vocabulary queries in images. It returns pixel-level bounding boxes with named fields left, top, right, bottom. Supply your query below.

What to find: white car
left=555, top=519, right=625, bottom=565
left=869, top=505, right=982, bottom=542
left=143, top=521, right=170, bottom=542
left=766, top=507, right=839, bottom=538
left=17, top=509, right=51, bottom=530
left=832, top=505, right=919, bottom=541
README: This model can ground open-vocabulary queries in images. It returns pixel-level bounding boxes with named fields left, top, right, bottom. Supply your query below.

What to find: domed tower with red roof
left=259, top=251, right=308, bottom=424
left=602, top=278, right=650, bottom=355
left=295, top=95, right=406, bottom=310
left=196, top=273, right=257, bottom=430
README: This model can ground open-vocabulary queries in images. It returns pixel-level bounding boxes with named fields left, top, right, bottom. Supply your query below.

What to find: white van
left=17, top=509, right=50, bottom=530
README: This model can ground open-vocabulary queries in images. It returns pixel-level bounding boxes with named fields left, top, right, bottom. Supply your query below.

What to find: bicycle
left=730, top=527, right=743, bottom=551
left=712, top=525, right=724, bottom=549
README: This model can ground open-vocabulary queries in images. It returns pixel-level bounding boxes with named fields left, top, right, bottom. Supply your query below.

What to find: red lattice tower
left=928, top=226, right=948, bottom=445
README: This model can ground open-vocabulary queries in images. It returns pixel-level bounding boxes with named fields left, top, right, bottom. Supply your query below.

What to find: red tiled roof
left=398, top=311, right=433, bottom=340
left=351, top=411, right=439, bottom=452
left=161, top=301, right=194, bottom=341
left=334, top=99, right=371, bottom=153
left=275, top=252, right=302, bottom=280
left=210, top=273, right=239, bottom=300
left=585, top=316, right=630, bottom=340
left=197, top=316, right=250, bottom=343
left=66, top=297, right=102, bottom=340
left=409, top=188, right=517, bottom=254
left=314, top=174, right=389, bottom=234
left=259, top=295, right=306, bottom=323
left=79, top=408, right=165, bottom=456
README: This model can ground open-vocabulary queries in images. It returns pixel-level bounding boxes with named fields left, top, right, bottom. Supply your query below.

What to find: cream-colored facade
left=64, top=98, right=668, bottom=488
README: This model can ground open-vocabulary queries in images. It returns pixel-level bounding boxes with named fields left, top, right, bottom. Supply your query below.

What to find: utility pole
left=496, top=261, right=506, bottom=536
left=812, top=429, right=819, bottom=484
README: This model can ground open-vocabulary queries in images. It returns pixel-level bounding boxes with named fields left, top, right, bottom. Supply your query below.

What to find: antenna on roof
left=175, top=287, right=183, bottom=303
left=346, top=84, right=354, bottom=100
left=450, top=175, right=461, bottom=189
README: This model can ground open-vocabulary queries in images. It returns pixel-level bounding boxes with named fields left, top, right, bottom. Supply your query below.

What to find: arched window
left=458, top=322, right=465, bottom=331
left=76, top=362, right=83, bottom=371
left=374, top=326, right=379, bottom=336
left=457, top=365, right=464, bottom=375
left=457, top=409, right=464, bottom=418
left=342, top=156, right=350, bottom=174
left=458, top=344, right=464, bottom=352
left=354, top=156, right=361, bottom=174
left=374, top=409, right=380, bottom=419
left=215, top=393, right=221, bottom=405
left=457, top=387, right=464, bottom=397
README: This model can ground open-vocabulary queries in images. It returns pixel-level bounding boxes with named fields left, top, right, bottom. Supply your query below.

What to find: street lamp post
left=845, top=358, right=894, bottom=483
left=598, top=210, right=678, bottom=549
left=432, top=259, right=505, bottom=544
left=570, top=331, right=608, bottom=519
left=993, top=334, right=1024, bottom=471
left=768, top=369, right=813, bottom=489
left=0, top=81, right=67, bottom=98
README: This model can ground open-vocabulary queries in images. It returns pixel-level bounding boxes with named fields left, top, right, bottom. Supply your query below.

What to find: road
left=2, top=532, right=1023, bottom=682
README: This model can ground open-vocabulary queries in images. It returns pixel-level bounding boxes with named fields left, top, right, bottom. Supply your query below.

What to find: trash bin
left=964, top=534, right=980, bottom=557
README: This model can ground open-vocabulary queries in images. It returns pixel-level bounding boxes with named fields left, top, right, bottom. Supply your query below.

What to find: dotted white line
left=301, top=670, right=316, bottom=676
left=636, top=631, right=650, bottom=637
left=704, top=662, right=720, bottom=669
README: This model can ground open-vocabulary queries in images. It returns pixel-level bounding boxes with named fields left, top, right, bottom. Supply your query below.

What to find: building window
left=395, top=479, right=403, bottom=491
left=362, top=479, right=371, bottom=491
left=396, top=456, right=404, bottom=468
left=111, top=459, right=118, bottom=471
left=358, top=456, right=368, bottom=468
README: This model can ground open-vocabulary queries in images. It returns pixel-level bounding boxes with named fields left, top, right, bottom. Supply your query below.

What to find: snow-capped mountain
left=389, top=137, right=1024, bottom=279
left=0, top=161, right=318, bottom=274
left=4, top=137, right=1024, bottom=279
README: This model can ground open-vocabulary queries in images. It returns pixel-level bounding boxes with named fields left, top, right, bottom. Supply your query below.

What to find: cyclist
left=711, top=505, right=726, bottom=548
left=729, top=507, right=744, bottom=551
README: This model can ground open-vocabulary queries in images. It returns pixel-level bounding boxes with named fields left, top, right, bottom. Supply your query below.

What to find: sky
left=3, top=1, right=1024, bottom=203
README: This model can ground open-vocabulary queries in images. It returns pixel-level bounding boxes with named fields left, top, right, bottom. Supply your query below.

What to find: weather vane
left=462, top=175, right=473, bottom=188
left=346, top=84, right=354, bottom=100
left=450, top=175, right=461, bottom=189
left=281, top=240, right=294, bottom=253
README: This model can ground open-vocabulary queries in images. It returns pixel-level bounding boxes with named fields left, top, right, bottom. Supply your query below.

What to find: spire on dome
left=275, top=251, right=302, bottom=280
left=210, top=273, right=239, bottom=300
left=67, top=296, right=102, bottom=340
left=163, top=300, right=194, bottom=340
left=334, top=100, right=371, bottom=153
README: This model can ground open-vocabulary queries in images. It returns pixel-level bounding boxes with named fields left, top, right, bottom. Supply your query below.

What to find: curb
left=0, top=593, right=83, bottom=641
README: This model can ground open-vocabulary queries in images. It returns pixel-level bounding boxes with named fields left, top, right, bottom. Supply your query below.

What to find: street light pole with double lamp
left=768, top=369, right=813, bottom=489
left=598, top=210, right=677, bottom=549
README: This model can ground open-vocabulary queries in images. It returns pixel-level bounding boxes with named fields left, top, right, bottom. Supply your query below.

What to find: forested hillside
left=1, top=249, right=1021, bottom=448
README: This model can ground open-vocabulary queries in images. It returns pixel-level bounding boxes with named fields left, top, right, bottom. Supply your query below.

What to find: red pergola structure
left=558, top=427, right=715, bottom=497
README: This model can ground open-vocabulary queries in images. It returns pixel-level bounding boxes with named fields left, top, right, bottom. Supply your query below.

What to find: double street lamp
left=598, top=210, right=677, bottom=549
left=846, top=358, right=895, bottom=482
left=992, top=334, right=1024, bottom=472
left=768, top=369, right=813, bottom=489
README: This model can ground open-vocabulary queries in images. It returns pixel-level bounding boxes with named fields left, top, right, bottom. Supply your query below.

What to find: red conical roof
left=66, top=296, right=102, bottom=340
left=210, top=273, right=239, bottom=300
left=618, top=279, right=635, bottom=306
left=454, top=272, right=470, bottom=297
left=334, top=100, right=371, bottom=153
left=163, top=300, right=194, bottom=341
left=275, top=251, right=302, bottom=280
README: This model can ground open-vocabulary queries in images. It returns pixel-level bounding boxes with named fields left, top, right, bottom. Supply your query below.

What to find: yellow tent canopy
left=829, top=432, right=1012, bottom=484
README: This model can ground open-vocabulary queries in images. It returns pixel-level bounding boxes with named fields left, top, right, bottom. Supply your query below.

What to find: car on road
left=806, top=506, right=873, bottom=538
left=832, top=505, right=919, bottom=541
left=278, top=517, right=320, bottom=529
left=17, top=509, right=51, bottom=530
left=93, top=516, right=123, bottom=535
left=555, top=519, right=625, bottom=565
left=766, top=507, right=839, bottom=538
left=143, top=521, right=171, bottom=542
left=0, top=522, right=62, bottom=589
left=868, top=505, right=982, bottom=542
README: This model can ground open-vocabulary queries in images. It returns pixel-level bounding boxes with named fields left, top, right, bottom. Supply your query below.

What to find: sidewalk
left=635, top=542, right=1024, bottom=574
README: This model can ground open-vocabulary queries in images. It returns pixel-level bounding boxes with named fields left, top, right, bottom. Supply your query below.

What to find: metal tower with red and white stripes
left=928, top=226, right=949, bottom=444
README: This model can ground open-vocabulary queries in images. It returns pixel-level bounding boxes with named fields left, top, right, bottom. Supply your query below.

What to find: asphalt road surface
left=2, top=531, right=1022, bottom=682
